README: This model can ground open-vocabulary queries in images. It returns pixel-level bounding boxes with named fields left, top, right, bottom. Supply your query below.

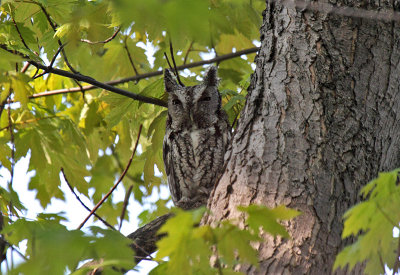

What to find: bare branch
left=61, top=168, right=116, bottom=230
left=1, top=43, right=258, bottom=107
left=9, top=8, right=36, bottom=55
left=169, top=42, right=184, bottom=86
left=37, top=3, right=79, bottom=74
left=33, top=44, right=65, bottom=79
left=21, top=62, right=30, bottom=73
left=123, top=37, right=139, bottom=76
left=80, top=27, right=121, bottom=45
left=77, top=125, right=143, bottom=230
left=25, top=58, right=168, bottom=107
left=119, top=184, right=133, bottom=231
left=7, top=96, right=15, bottom=189
left=163, top=52, right=174, bottom=71
left=30, top=47, right=260, bottom=100
left=127, top=213, right=173, bottom=263
left=183, top=41, right=194, bottom=65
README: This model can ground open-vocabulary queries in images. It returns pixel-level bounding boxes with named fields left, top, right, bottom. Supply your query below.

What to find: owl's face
left=164, top=67, right=222, bottom=130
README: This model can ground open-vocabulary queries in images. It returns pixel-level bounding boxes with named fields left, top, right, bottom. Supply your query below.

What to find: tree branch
left=10, top=9, right=37, bottom=55
left=80, top=27, right=121, bottom=45
left=169, top=42, right=184, bottom=86
left=1, top=43, right=258, bottom=107
left=77, top=125, right=143, bottom=230
left=37, top=3, right=79, bottom=74
left=29, top=47, right=260, bottom=101
left=127, top=213, right=173, bottom=262
left=61, top=168, right=115, bottom=231
left=26, top=59, right=168, bottom=107
left=118, top=184, right=133, bottom=231
left=183, top=41, right=194, bottom=65
left=123, top=37, right=139, bottom=76
left=7, top=96, right=15, bottom=189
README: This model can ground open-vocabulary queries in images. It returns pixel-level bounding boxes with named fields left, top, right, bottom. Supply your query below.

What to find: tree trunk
left=204, top=0, right=400, bottom=274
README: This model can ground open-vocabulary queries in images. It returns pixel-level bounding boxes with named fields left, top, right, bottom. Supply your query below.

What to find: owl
left=163, top=66, right=231, bottom=210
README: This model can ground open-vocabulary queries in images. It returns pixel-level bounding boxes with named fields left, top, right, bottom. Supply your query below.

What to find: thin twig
left=33, top=44, right=65, bottom=79
left=21, top=62, right=30, bottom=73
left=1, top=43, right=259, bottom=106
left=32, top=67, right=39, bottom=78
left=27, top=58, right=168, bottom=107
left=133, top=256, right=160, bottom=262
left=61, top=168, right=116, bottom=230
left=169, top=42, right=184, bottom=86
left=49, top=44, right=65, bottom=68
left=25, top=47, right=259, bottom=99
left=163, top=52, right=173, bottom=71
left=10, top=245, right=27, bottom=261
left=0, top=115, right=59, bottom=132
left=80, top=27, right=121, bottom=44
left=110, top=145, right=137, bottom=182
left=123, top=37, right=139, bottom=76
left=118, top=185, right=133, bottom=231
left=38, top=3, right=79, bottom=74
left=7, top=96, right=15, bottom=188
left=77, top=125, right=143, bottom=230
left=211, top=40, right=220, bottom=67
left=183, top=41, right=194, bottom=65
left=10, top=9, right=33, bottom=54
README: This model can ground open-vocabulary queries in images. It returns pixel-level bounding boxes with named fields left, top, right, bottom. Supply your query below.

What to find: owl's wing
left=163, top=130, right=181, bottom=204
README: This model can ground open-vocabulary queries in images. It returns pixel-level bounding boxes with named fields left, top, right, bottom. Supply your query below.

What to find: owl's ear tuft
left=203, top=66, right=218, bottom=87
left=164, top=69, right=179, bottom=93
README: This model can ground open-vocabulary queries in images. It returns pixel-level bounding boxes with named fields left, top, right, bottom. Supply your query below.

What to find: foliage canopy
left=0, top=0, right=265, bottom=273
left=1, top=0, right=398, bottom=274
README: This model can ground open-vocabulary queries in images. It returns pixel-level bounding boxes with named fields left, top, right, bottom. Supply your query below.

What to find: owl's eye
left=200, top=96, right=211, bottom=102
left=172, top=99, right=181, bottom=105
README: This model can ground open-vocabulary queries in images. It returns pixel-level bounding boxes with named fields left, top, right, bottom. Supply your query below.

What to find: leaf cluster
left=0, top=0, right=264, bottom=271
left=151, top=205, right=300, bottom=275
left=0, top=0, right=262, bottom=224
left=2, top=217, right=135, bottom=274
left=334, top=169, right=400, bottom=275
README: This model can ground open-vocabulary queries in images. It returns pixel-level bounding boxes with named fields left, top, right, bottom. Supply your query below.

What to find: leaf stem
left=393, top=232, right=400, bottom=273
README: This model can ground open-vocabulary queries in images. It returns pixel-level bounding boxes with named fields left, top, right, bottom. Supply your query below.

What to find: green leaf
left=102, top=92, right=135, bottom=128
left=238, top=205, right=301, bottom=238
left=216, top=222, right=259, bottom=266
left=2, top=220, right=134, bottom=274
left=3, top=219, right=89, bottom=274
left=334, top=169, right=400, bottom=274
left=11, top=73, right=33, bottom=107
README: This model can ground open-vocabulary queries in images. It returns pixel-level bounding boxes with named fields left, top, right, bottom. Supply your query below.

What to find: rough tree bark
left=203, top=0, right=400, bottom=274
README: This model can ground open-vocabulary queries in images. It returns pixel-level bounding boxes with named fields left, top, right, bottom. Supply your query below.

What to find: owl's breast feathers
left=163, top=114, right=231, bottom=206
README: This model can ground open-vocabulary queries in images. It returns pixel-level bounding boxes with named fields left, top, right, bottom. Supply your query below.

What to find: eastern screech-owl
left=163, top=66, right=231, bottom=210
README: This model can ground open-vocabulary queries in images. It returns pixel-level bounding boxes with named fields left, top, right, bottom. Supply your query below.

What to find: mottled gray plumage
left=163, top=66, right=231, bottom=210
